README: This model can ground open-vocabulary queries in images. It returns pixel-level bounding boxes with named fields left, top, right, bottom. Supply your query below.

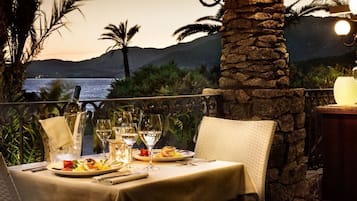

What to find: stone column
left=220, top=0, right=307, bottom=200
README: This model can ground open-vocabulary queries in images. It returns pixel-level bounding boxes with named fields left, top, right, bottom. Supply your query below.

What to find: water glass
left=138, top=113, right=162, bottom=170
left=121, top=125, right=138, bottom=167
left=112, top=111, right=133, bottom=140
left=96, top=119, right=112, bottom=158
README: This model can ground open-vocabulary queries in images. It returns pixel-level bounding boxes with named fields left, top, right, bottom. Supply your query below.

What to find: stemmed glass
left=112, top=111, right=133, bottom=140
left=121, top=124, right=138, bottom=168
left=96, top=119, right=112, bottom=158
left=138, top=113, right=162, bottom=170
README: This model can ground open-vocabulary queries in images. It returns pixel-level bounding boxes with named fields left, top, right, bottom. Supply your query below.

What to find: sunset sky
left=35, top=0, right=220, bottom=61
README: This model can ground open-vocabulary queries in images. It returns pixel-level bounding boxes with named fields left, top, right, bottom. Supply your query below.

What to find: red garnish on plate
left=140, top=149, right=149, bottom=156
left=62, top=160, right=74, bottom=171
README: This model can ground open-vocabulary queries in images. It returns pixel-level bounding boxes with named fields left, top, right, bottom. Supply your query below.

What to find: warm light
left=333, top=76, right=357, bottom=105
left=350, top=0, right=357, bottom=14
left=334, top=20, right=351, bottom=36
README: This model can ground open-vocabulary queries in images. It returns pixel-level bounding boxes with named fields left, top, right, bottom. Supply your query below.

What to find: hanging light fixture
left=329, top=1, right=357, bottom=46
left=334, top=19, right=357, bottom=46
left=335, top=19, right=351, bottom=35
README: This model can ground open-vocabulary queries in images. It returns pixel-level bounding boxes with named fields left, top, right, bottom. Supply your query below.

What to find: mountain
left=26, top=16, right=357, bottom=78
left=284, top=16, right=357, bottom=62
left=26, top=33, right=221, bottom=78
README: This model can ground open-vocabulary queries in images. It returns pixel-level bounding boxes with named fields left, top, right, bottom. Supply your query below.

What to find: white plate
left=47, top=161, right=123, bottom=177
left=133, top=149, right=195, bottom=162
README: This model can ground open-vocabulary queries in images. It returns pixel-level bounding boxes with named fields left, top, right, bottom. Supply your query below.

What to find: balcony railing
left=0, top=94, right=223, bottom=165
left=0, top=89, right=333, bottom=168
left=304, top=88, right=335, bottom=169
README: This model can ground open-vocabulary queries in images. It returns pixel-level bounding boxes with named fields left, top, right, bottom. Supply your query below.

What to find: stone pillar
left=220, top=0, right=307, bottom=200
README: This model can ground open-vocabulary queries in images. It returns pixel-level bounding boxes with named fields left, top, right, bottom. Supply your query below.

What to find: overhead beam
left=329, top=5, right=350, bottom=14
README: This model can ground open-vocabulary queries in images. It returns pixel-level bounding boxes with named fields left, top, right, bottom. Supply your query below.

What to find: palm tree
left=284, top=0, right=339, bottom=26
left=1, top=0, right=85, bottom=101
left=174, top=0, right=340, bottom=42
left=99, top=20, right=140, bottom=79
left=173, top=1, right=223, bottom=42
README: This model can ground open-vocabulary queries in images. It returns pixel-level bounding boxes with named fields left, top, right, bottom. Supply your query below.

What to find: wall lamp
left=332, top=0, right=357, bottom=46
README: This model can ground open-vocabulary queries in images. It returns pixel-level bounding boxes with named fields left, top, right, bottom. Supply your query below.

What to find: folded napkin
left=93, top=170, right=132, bottom=182
left=39, top=116, right=74, bottom=149
left=95, top=171, right=149, bottom=185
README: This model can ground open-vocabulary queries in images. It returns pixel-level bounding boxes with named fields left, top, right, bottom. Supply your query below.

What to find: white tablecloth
left=9, top=158, right=256, bottom=201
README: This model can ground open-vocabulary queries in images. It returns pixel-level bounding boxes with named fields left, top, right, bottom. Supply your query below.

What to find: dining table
left=8, top=154, right=257, bottom=201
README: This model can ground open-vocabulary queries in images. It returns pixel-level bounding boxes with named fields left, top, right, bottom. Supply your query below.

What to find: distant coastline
left=26, top=34, right=221, bottom=79
left=24, top=78, right=114, bottom=100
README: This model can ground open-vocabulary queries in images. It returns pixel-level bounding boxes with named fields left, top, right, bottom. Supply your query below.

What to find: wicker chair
left=0, top=153, right=22, bottom=201
left=194, top=116, right=277, bottom=201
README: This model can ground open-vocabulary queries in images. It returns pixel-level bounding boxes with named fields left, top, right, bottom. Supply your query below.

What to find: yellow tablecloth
left=9, top=159, right=256, bottom=201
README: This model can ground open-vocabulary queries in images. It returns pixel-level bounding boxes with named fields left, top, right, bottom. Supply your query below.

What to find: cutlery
left=177, top=159, right=216, bottom=166
left=30, top=166, right=48, bottom=172
left=22, top=165, right=48, bottom=172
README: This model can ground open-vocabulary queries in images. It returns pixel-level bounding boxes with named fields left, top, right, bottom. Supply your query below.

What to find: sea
left=23, top=78, right=115, bottom=100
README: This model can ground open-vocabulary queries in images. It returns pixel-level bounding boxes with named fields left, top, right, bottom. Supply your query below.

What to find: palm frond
left=285, top=3, right=330, bottom=26
left=173, top=24, right=220, bottom=41
left=199, top=0, right=222, bottom=7
left=23, top=0, right=85, bottom=63
left=126, top=25, right=140, bottom=43
left=196, top=15, right=222, bottom=23
left=99, top=20, right=140, bottom=49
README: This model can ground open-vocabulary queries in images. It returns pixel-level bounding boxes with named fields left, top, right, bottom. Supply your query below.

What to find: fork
left=177, top=159, right=216, bottom=166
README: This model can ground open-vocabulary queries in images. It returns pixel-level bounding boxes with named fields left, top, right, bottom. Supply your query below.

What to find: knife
left=22, top=165, right=48, bottom=172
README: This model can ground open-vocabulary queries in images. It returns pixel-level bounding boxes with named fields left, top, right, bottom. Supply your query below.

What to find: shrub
left=107, top=62, right=217, bottom=98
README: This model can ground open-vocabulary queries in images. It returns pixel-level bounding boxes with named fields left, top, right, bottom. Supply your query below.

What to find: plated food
left=134, top=146, right=194, bottom=162
left=47, top=158, right=123, bottom=176
left=155, top=146, right=182, bottom=158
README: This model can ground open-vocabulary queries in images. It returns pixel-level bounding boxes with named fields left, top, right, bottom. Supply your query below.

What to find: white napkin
left=101, top=172, right=149, bottom=185
left=93, top=170, right=132, bottom=181
left=39, top=116, right=74, bottom=149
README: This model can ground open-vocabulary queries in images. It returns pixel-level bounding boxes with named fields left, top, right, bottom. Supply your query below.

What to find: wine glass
left=96, top=119, right=112, bottom=158
left=138, top=113, right=162, bottom=170
left=112, top=111, right=133, bottom=140
left=121, top=124, right=138, bottom=168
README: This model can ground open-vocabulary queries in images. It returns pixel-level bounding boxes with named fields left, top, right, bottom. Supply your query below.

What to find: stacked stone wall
left=220, top=0, right=307, bottom=200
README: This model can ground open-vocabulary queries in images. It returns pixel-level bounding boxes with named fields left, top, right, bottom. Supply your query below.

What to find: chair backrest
left=194, top=116, right=277, bottom=201
left=0, top=153, right=22, bottom=201
left=40, top=112, right=87, bottom=162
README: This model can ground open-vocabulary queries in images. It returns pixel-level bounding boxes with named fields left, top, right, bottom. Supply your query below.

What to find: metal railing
left=0, top=89, right=333, bottom=168
left=0, top=94, right=223, bottom=165
left=304, top=88, right=335, bottom=169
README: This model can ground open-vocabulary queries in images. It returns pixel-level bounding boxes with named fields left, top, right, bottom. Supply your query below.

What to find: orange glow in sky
left=35, top=0, right=219, bottom=61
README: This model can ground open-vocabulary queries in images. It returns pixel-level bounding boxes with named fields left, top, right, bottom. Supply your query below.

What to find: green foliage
left=38, top=80, right=72, bottom=101
left=0, top=80, right=76, bottom=164
left=107, top=62, right=217, bottom=98
left=160, top=111, right=202, bottom=150
left=290, top=63, right=350, bottom=88
left=290, top=52, right=355, bottom=88
left=0, top=107, right=43, bottom=165
left=107, top=62, right=217, bottom=150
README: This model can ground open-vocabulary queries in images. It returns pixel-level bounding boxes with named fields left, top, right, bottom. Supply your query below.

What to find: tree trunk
left=122, top=47, right=130, bottom=79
